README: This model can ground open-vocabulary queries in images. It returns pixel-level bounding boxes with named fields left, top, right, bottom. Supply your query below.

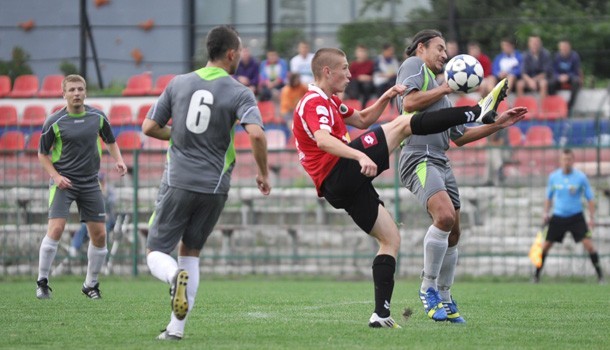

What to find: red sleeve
left=332, top=96, right=354, bottom=119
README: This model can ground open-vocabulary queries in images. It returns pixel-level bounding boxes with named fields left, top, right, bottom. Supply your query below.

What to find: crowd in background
left=233, top=36, right=583, bottom=125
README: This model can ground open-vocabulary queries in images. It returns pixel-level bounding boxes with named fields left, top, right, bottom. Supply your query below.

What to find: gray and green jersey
left=148, top=66, right=263, bottom=195
left=39, top=105, right=115, bottom=184
left=396, top=56, right=465, bottom=161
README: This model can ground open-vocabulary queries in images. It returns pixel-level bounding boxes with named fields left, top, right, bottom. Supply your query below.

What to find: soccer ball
left=444, top=54, right=484, bottom=93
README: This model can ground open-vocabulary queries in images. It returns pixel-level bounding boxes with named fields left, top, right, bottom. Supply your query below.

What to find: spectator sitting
left=233, top=47, right=259, bottom=96
left=553, top=39, right=582, bottom=115
left=468, top=41, right=493, bottom=96
left=289, top=41, right=315, bottom=85
left=259, top=49, right=288, bottom=102
left=517, top=35, right=554, bottom=100
left=345, top=44, right=375, bottom=107
left=373, top=43, right=400, bottom=97
left=280, top=73, right=308, bottom=128
left=490, top=37, right=522, bottom=92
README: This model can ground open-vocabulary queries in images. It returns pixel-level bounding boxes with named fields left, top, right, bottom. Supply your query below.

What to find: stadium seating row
left=0, top=74, right=64, bottom=98
left=0, top=103, right=154, bottom=127
left=0, top=74, right=175, bottom=99
left=122, top=73, right=175, bottom=96
left=454, top=94, right=569, bottom=120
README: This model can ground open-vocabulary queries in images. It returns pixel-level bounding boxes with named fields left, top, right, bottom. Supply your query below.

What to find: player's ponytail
left=405, top=29, right=444, bottom=57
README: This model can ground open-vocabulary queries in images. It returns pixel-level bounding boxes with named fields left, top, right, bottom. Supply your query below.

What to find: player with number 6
left=142, top=25, right=271, bottom=340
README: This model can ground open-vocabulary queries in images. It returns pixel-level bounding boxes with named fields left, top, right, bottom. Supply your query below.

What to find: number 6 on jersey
left=186, top=90, right=213, bottom=133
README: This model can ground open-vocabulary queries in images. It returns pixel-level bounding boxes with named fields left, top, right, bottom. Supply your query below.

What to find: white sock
left=420, top=225, right=450, bottom=292
left=147, top=251, right=178, bottom=283
left=438, top=245, right=458, bottom=303
left=167, top=256, right=200, bottom=336
left=38, top=236, right=59, bottom=281
left=85, top=242, right=108, bottom=287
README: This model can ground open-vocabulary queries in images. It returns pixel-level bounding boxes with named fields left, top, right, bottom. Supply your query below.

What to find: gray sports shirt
left=147, top=66, right=263, bottom=194
left=39, top=105, right=115, bottom=184
left=396, top=56, right=465, bottom=161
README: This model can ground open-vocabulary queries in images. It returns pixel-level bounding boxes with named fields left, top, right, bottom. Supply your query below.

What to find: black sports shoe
left=82, top=283, right=102, bottom=299
left=36, top=278, right=52, bottom=299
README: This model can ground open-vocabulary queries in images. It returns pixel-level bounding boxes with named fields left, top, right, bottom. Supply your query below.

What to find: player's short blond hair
left=311, top=48, right=346, bottom=80
left=62, top=74, right=86, bottom=91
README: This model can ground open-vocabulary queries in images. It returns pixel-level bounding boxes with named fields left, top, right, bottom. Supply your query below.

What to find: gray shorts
left=48, top=180, right=106, bottom=222
left=147, top=183, right=228, bottom=254
left=399, top=154, right=460, bottom=211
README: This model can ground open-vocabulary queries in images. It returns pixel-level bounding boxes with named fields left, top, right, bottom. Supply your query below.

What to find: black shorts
left=321, top=127, right=389, bottom=233
left=546, top=213, right=591, bottom=243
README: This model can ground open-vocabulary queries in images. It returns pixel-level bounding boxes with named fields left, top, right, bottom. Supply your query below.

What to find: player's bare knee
left=433, top=212, right=455, bottom=231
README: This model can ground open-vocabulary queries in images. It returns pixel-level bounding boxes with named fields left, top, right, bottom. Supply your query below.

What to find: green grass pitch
left=1, top=276, right=607, bottom=349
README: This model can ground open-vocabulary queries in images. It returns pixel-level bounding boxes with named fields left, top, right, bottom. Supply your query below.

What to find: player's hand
left=588, top=220, right=595, bottom=232
left=256, top=174, right=271, bottom=195
left=52, top=174, right=72, bottom=189
left=115, top=162, right=128, bottom=176
left=358, top=154, right=377, bottom=177
left=495, top=107, right=528, bottom=127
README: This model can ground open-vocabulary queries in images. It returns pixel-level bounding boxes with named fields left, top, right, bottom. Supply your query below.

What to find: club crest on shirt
left=361, top=132, right=378, bottom=148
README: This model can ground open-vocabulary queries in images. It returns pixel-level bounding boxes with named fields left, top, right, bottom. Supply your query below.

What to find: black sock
left=535, top=253, right=547, bottom=278
left=410, top=106, right=482, bottom=135
left=590, top=252, right=603, bottom=279
left=372, top=254, right=396, bottom=318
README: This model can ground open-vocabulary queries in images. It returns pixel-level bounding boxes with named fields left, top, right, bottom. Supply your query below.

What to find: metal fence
left=1, top=143, right=609, bottom=279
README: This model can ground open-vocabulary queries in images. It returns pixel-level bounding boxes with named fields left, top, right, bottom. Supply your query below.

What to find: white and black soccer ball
left=444, top=54, right=484, bottom=93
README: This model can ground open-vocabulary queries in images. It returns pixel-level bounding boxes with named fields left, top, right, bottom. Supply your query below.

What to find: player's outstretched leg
left=170, top=269, right=189, bottom=320
left=476, top=78, right=508, bottom=124
left=419, top=287, right=447, bottom=321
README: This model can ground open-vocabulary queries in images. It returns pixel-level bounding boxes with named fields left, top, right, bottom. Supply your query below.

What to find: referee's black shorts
left=321, top=126, right=389, bottom=234
left=546, top=212, right=591, bottom=243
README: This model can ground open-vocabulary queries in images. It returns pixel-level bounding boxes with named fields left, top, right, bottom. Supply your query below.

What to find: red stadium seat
left=25, top=130, right=42, bottom=151
left=21, top=104, right=47, bottom=127
left=513, top=96, right=539, bottom=120
left=149, top=74, right=175, bottom=95
left=507, top=126, right=523, bottom=146
left=453, top=96, right=478, bottom=108
left=0, top=105, right=19, bottom=126
left=0, top=130, right=25, bottom=150
left=122, top=74, right=152, bottom=96
left=51, top=104, right=66, bottom=114
left=37, top=74, right=64, bottom=98
left=8, top=74, right=39, bottom=98
left=257, top=101, right=279, bottom=124
left=524, top=125, right=554, bottom=146
left=539, top=95, right=568, bottom=120
left=234, top=131, right=251, bottom=150
left=136, top=103, right=153, bottom=125
left=115, top=131, right=142, bottom=150
left=108, top=104, right=134, bottom=125
left=0, top=75, right=11, bottom=97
